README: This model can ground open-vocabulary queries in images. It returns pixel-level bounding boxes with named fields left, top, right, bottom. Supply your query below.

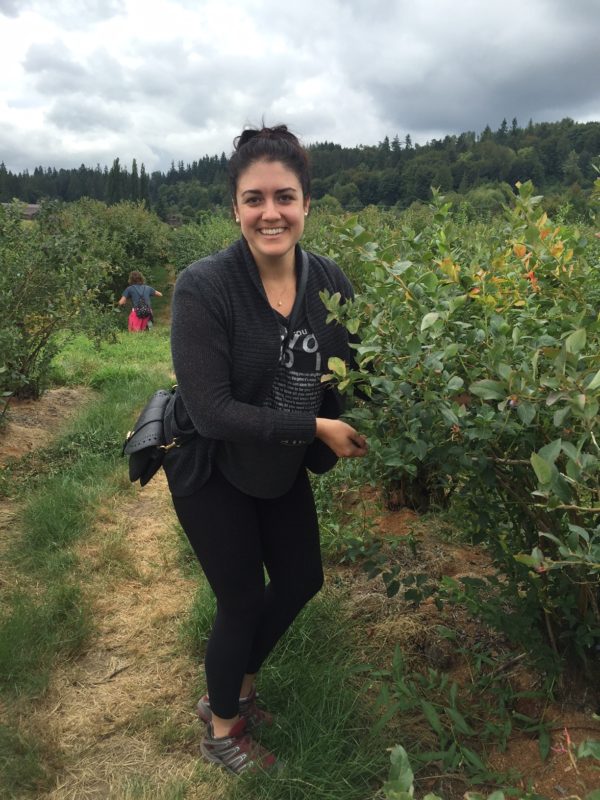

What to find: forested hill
left=1, top=117, right=599, bottom=220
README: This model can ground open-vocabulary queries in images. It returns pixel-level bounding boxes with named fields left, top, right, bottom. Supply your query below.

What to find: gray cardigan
left=163, top=237, right=354, bottom=497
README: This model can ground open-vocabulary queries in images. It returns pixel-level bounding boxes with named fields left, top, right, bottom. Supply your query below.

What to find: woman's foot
left=196, top=687, right=274, bottom=731
left=200, top=717, right=278, bottom=775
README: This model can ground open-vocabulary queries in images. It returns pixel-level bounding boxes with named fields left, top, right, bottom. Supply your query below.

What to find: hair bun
left=235, top=125, right=299, bottom=151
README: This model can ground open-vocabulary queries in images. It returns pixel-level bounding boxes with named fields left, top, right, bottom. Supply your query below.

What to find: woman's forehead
left=236, top=159, right=302, bottom=191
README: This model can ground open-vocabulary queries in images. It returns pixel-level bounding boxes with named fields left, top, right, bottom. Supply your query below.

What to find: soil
left=1, top=397, right=599, bottom=799
left=0, top=387, right=94, bottom=466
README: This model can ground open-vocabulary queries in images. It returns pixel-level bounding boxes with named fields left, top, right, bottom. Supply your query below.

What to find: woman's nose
left=261, top=198, right=280, bottom=219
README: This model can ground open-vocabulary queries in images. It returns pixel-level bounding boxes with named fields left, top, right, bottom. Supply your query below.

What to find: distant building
left=1, top=202, right=41, bottom=219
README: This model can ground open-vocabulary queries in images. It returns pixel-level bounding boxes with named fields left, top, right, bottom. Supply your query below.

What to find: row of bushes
left=0, top=199, right=172, bottom=403
left=320, top=180, right=600, bottom=674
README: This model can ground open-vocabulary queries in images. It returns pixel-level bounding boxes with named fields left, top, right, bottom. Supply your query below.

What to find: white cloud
left=0, top=0, right=598, bottom=172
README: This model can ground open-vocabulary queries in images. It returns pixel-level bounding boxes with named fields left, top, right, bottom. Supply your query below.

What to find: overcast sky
left=1, top=0, right=599, bottom=174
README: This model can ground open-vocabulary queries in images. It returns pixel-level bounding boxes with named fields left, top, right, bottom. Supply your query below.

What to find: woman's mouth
left=259, top=227, right=286, bottom=236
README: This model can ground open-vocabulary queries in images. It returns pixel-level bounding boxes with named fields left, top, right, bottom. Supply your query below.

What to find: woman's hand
left=315, top=418, right=368, bottom=458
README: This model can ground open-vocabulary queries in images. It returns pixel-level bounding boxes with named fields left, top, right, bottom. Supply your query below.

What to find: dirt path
left=1, top=388, right=226, bottom=799
left=30, top=474, right=217, bottom=799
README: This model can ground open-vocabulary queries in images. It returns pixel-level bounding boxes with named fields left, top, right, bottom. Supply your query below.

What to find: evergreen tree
left=563, top=149, right=584, bottom=185
left=139, top=163, right=150, bottom=207
left=107, top=157, right=123, bottom=204
left=497, top=118, right=509, bottom=142
left=0, top=162, right=9, bottom=202
left=131, top=158, right=140, bottom=201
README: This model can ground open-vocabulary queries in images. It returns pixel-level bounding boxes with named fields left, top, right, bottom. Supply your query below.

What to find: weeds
left=183, top=582, right=387, bottom=800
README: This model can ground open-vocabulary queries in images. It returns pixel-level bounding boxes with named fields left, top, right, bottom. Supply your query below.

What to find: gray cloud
left=24, top=42, right=131, bottom=103
left=24, top=43, right=88, bottom=94
left=0, top=0, right=29, bottom=17
left=47, top=97, right=130, bottom=132
left=31, top=0, right=125, bottom=29
left=1, top=0, right=599, bottom=172
left=326, top=0, right=600, bottom=140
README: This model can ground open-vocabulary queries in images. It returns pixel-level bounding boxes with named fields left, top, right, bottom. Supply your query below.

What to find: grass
left=0, top=723, right=51, bottom=797
left=182, top=577, right=387, bottom=800
left=108, top=776, right=189, bottom=800
left=0, top=326, right=174, bottom=799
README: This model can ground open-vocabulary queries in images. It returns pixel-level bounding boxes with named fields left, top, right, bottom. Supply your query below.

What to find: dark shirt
left=163, top=237, right=354, bottom=497
left=217, top=306, right=325, bottom=497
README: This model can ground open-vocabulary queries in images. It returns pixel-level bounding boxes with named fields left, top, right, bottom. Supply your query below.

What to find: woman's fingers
left=316, top=418, right=367, bottom=458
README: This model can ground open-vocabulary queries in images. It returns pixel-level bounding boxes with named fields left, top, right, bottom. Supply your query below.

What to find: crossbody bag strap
left=284, top=249, right=309, bottom=341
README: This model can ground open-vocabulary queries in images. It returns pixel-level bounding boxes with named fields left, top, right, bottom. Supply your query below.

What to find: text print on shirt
left=280, top=327, right=321, bottom=371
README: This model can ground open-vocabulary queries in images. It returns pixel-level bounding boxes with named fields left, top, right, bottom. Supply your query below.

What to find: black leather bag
left=123, top=387, right=195, bottom=486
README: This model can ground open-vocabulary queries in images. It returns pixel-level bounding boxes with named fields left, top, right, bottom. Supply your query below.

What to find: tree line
left=1, top=117, right=599, bottom=221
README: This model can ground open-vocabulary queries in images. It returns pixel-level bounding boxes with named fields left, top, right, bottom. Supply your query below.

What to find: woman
left=118, top=271, right=163, bottom=331
left=166, top=125, right=367, bottom=774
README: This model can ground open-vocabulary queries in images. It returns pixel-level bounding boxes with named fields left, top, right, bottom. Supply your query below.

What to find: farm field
left=1, top=190, right=599, bottom=799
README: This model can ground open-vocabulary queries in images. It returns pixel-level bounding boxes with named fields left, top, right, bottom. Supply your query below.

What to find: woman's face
left=233, top=158, right=310, bottom=268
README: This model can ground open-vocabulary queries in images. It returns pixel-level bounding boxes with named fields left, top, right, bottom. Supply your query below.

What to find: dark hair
left=229, top=124, right=311, bottom=199
left=129, top=270, right=144, bottom=285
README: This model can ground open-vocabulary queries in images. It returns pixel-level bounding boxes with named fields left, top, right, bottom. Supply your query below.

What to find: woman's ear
left=232, top=202, right=240, bottom=223
left=304, top=196, right=311, bottom=216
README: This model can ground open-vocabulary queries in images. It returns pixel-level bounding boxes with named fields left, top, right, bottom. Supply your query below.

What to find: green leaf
left=469, top=380, right=506, bottom=401
left=565, top=328, right=586, bottom=354
left=445, top=706, right=476, bottom=735
left=577, top=740, right=600, bottom=760
left=561, top=441, right=580, bottom=462
left=584, top=791, right=600, bottom=800
left=421, top=311, right=440, bottom=331
left=345, top=317, right=360, bottom=334
left=553, top=406, right=570, bottom=427
left=328, top=356, right=347, bottom=377
left=461, top=746, right=487, bottom=771
left=386, top=745, right=414, bottom=791
left=587, top=368, right=600, bottom=391
left=392, top=260, right=412, bottom=275
left=517, top=402, right=536, bottom=425
left=447, top=375, right=464, bottom=392
left=421, top=700, right=444, bottom=735
left=538, top=727, right=551, bottom=760
left=539, top=438, right=562, bottom=464
left=440, top=406, right=460, bottom=426
left=530, top=453, right=555, bottom=485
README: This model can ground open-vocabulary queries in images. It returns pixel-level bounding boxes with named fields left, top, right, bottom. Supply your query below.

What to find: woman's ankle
left=211, top=714, right=241, bottom=738
left=239, top=673, right=256, bottom=700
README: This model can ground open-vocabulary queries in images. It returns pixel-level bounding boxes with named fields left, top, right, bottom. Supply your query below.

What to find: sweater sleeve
left=171, top=266, right=317, bottom=445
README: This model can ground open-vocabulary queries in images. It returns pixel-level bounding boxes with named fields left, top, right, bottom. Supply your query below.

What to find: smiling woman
left=164, top=124, right=368, bottom=775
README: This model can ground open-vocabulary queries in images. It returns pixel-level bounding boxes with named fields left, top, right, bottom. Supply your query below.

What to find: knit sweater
left=163, top=237, right=354, bottom=497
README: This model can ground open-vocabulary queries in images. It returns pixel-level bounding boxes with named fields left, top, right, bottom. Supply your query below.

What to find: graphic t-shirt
left=217, top=307, right=324, bottom=498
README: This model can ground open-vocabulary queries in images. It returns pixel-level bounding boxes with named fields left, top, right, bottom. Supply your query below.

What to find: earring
left=304, top=211, right=308, bottom=216
left=235, top=216, right=240, bottom=223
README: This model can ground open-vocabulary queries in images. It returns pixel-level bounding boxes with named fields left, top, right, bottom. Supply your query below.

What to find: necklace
left=265, top=280, right=294, bottom=308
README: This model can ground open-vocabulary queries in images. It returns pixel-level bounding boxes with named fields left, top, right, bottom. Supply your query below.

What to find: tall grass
left=183, top=578, right=386, bottom=800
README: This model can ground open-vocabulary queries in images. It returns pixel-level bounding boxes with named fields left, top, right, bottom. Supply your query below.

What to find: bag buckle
left=158, top=437, right=181, bottom=451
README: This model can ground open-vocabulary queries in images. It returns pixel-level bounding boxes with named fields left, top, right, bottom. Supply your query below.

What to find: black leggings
left=172, top=467, right=323, bottom=719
